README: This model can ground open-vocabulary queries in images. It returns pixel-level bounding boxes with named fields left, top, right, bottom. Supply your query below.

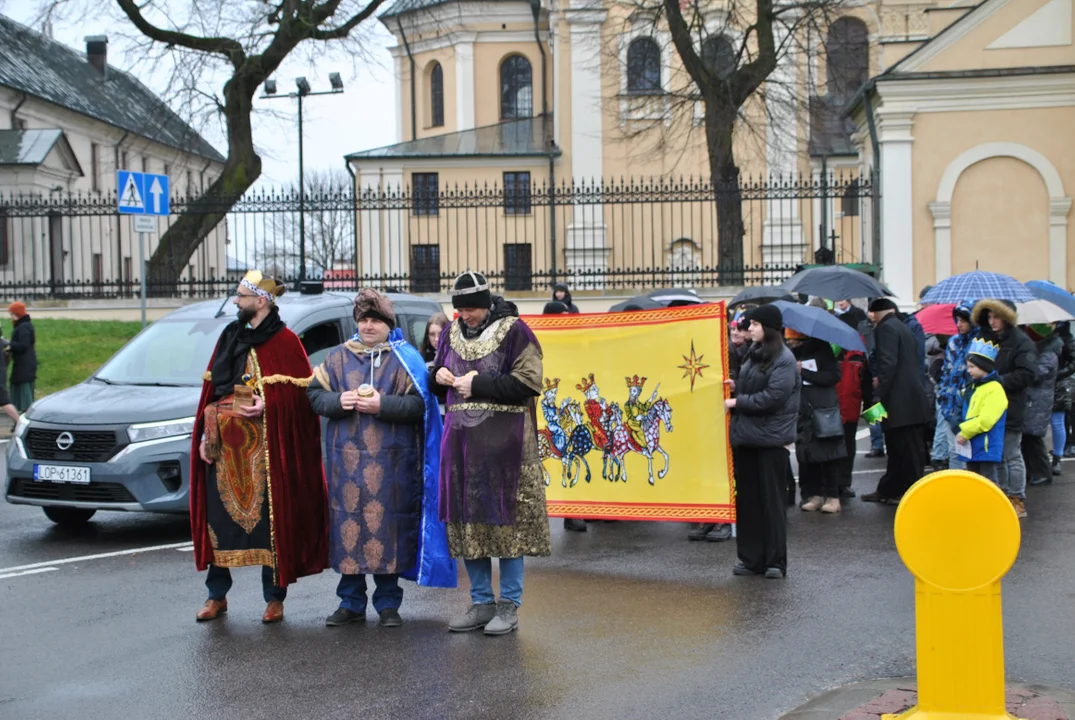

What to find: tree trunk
left=704, top=105, right=745, bottom=285
left=146, top=77, right=261, bottom=295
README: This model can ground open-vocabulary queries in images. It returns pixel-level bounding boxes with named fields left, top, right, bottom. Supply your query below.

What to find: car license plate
left=33, top=464, right=91, bottom=484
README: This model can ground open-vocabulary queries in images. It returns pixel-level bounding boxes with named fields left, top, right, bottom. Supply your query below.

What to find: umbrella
left=914, top=304, right=957, bottom=336
left=1017, top=299, right=1075, bottom=325
left=1025, top=280, right=1075, bottom=318
left=771, top=301, right=866, bottom=353
left=921, top=271, right=1034, bottom=305
left=728, top=285, right=795, bottom=308
left=609, top=288, right=705, bottom=313
left=779, top=266, right=892, bottom=301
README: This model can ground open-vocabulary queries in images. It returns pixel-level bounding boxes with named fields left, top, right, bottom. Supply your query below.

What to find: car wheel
left=42, top=507, right=97, bottom=526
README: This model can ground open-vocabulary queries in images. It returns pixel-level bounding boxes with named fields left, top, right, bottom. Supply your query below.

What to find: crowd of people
left=192, top=270, right=546, bottom=635
left=723, top=289, right=1072, bottom=579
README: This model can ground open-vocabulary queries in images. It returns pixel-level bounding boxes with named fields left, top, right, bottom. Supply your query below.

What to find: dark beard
left=237, top=305, right=256, bottom=325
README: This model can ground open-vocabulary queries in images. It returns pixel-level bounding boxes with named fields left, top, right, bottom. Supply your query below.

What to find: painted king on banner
left=527, top=303, right=734, bottom=523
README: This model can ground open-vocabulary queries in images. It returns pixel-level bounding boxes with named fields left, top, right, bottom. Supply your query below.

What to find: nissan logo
left=56, top=432, right=75, bottom=451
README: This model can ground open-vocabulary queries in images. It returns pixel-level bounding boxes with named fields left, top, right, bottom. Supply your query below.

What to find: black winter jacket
left=1053, top=327, right=1075, bottom=412
left=8, top=315, right=36, bottom=384
left=793, top=339, right=847, bottom=465
left=730, top=343, right=800, bottom=448
left=873, top=313, right=932, bottom=429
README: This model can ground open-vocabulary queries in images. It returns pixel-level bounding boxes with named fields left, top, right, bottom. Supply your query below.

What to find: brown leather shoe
left=196, top=599, right=228, bottom=622
left=262, top=600, right=284, bottom=624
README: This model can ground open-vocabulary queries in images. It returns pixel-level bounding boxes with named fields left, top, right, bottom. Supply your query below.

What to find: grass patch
left=20, top=319, right=144, bottom=397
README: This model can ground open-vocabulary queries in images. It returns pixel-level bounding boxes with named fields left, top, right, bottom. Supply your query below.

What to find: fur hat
left=8, top=301, right=26, bottom=318
left=353, top=288, right=396, bottom=328
left=451, top=271, right=492, bottom=310
left=747, top=304, right=783, bottom=332
left=868, top=297, right=898, bottom=313
left=971, top=299, right=1018, bottom=328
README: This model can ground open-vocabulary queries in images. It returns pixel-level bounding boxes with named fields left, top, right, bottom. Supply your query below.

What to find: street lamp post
left=261, top=73, right=344, bottom=282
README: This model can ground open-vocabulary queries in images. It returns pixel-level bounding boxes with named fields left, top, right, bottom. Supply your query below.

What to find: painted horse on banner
left=605, top=398, right=674, bottom=485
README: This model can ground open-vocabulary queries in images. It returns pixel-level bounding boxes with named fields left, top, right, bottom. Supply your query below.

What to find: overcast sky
left=3, top=0, right=399, bottom=188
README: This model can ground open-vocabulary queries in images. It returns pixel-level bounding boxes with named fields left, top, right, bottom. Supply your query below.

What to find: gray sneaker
left=483, top=600, right=519, bottom=636
left=448, top=602, right=496, bottom=632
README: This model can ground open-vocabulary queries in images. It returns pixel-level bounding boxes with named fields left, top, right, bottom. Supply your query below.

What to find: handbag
left=804, top=398, right=844, bottom=439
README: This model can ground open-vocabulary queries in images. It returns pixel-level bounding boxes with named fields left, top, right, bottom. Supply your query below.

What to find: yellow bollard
left=883, top=470, right=1024, bottom=720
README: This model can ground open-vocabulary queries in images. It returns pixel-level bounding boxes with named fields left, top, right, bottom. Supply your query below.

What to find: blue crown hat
left=968, top=337, right=1000, bottom=362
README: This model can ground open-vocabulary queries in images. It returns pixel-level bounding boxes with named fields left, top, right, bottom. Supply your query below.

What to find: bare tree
left=609, top=0, right=846, bottom=278
left=38, top=0, right=386, bottom=290
left=267, top=169, right=356, bottom=275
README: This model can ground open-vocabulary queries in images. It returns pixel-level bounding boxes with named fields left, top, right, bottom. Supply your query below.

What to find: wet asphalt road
left=2, top=436, right=1075, bottom=720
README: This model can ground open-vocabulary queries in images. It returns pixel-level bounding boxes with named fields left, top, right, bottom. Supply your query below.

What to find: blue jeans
left=464, top=557, right=524, bottom=607
left=931, top=405, right=949, bottom=461
left=869, top=422, right=885, bottom=451
left=336, top=573, right=402, bottom=614
left=206, top=565, right=286, bottom=603
left=1051, top=411, right=1067, bottom=457
left=998, top=428, right=1026, bottom=499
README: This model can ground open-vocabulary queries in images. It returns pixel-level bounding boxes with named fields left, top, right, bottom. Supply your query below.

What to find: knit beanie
left=8, top=301, right=26, bottom=318
left=451, top=271, right=492, bottom=310
left=967, top=353, right=995, bottom=374
left=868, top=297, right=898, bottom=313
left=543, top=301, right=570, bottom=315
left=747, top=304, right=783, bottom=333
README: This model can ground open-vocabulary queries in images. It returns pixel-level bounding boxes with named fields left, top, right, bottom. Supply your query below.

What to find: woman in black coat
left=725, top=305, right=799, bottom=579
left=786, top=331, right=846, bottom=513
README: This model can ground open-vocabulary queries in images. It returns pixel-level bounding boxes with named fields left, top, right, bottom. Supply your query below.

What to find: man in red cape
left=191, top=270, right=327, bottom=624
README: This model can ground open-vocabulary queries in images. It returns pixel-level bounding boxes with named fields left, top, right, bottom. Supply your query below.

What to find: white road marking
left=175, top=545, right=194, bottom=552
left=0, top=567, right=58, bottom=580
left=0, top=540, right=194, bottom=575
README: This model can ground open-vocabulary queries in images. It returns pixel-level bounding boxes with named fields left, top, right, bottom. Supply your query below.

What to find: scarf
left=210, top=308, right=286, bottom=399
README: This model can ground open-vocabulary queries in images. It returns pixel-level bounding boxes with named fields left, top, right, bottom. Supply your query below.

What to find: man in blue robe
left=308, top=289, right=455, bottom=627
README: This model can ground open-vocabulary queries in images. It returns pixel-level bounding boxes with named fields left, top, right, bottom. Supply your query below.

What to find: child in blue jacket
left=956, top=338, right=1008, bottom=486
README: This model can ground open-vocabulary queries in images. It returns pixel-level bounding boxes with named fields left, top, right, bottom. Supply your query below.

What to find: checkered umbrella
left=920, top=271, right=1035, bottom=305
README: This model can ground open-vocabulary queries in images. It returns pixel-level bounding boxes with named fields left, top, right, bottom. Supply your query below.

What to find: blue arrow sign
left=116, top=170, right=170, bottom=216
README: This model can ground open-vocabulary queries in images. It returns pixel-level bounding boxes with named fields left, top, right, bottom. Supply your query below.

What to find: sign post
left=117, top=170, right=170, bottom=328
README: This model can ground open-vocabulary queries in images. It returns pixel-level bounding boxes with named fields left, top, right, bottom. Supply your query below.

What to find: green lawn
left=19, top=319, right=144, bottom=398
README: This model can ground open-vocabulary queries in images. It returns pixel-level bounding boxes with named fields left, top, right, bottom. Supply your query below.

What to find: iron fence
left=0, top=172, right=876, bottom=299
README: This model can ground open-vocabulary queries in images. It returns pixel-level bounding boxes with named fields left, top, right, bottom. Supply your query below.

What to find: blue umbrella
left=921, top=271, right=1034, bottom=305
left=1025, top=280, right=1075, bottom=318
left=771, top=301, right=866, bottom=352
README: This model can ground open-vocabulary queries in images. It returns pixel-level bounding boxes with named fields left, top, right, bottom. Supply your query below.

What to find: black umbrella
left=729, top=285, right=795, bottom=308
left=779, top=266, right=893, bottom=301
left=609, top=288, right=705, bottom=313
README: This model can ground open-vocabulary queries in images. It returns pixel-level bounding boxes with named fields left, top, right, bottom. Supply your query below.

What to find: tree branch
left=114, top=0, right=247, bottom=68
left=309, top=0, right=387, bottom=40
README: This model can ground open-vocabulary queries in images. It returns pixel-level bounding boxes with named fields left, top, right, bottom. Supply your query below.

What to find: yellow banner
left=527, top=303, right=734, bottom=522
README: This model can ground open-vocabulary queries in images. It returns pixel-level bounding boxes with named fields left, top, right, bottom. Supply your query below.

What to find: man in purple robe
left=432, top=271, right=550, bottom=636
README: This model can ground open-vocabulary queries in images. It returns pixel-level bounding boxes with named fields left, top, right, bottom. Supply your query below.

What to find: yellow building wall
left=910, top=106, right=1075, bottom=288
left=918, top=0, right=1075, bottom=73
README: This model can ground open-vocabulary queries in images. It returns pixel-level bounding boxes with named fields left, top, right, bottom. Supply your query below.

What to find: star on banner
left=677, top=340, right=710, bottom=392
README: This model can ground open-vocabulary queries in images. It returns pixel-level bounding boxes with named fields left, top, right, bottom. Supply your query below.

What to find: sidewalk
left=780, top=678, right=1075, bottom=719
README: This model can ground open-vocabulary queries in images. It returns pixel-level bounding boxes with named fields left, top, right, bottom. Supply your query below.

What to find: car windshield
left=94, top=318, right=230, bottom=386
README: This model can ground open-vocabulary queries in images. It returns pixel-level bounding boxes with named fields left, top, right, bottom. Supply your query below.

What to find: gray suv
left=4, top=289, right=442, bottom=526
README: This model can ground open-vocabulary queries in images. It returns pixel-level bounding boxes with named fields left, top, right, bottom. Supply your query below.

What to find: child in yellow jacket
left=955, top=338, right=1008, bottom=486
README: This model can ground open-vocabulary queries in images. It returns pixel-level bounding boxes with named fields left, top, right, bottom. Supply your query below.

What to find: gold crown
left=626, top=374, right=647, bottom=389
left=576, top=374, right=596, bottom=393
left=543, top=377, right=560, bottom=392
left=241, top=270, right=286, bottom=299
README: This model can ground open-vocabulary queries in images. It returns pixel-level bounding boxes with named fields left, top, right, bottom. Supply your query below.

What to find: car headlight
left=14, top=415, right=29, bottom=439
left=127, top=417, right=196, bottom=444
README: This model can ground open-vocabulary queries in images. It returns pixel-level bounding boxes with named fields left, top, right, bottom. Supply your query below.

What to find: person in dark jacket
left=1051, top=323, right=1075, bottom=475
left=0, top=323, right=21, bottom=428
left=857, top=315, right=886, bottom=458
left=725, top=304, right=799, bottom=579
left=7, top=302, right=36, bottom=412
left=420, top=312, right=450, bottom=366
left=861, top=298, right=932, bottom=504
left=972, top=299, right=1037, bottom=518
left=834, top=299, right=866, bottom=331
left=551, top=284, right=580, bottom=314
left=786, top=330, right=846, bottom=514
left=1024, top=325, right=1061, bottom=486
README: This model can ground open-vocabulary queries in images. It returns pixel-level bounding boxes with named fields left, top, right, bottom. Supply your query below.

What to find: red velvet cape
left=190, top=327, right=328, bottom=587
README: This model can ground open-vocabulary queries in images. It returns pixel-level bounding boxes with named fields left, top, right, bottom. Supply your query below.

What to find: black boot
left=563, top=518, right=588, bottom=532
left=687, top=523, right=716, bottom=541
left=1053, top=454, right=1063, bottom=476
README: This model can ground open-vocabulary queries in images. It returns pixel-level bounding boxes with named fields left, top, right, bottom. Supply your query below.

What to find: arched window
left=701, top=35, right=736, bottom=79
left=500, top=55, right=533, bottom=120
left=626, top=37, right=662, bottom=94
left=826, top=17, right=869, bottom=101
left=429, top=62, right=444, bottom=127
left=668, top=238, right=701, bottom=284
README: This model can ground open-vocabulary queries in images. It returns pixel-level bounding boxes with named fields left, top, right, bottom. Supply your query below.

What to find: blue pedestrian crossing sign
left=117, top=170, right=169, bottom=216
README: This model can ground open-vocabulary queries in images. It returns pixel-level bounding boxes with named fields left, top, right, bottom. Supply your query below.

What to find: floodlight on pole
left=295, top=76, right=311, bottom=95
left=329, top=72, right=343, bottom=91
left=264, top=78, right=277, bottom=95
